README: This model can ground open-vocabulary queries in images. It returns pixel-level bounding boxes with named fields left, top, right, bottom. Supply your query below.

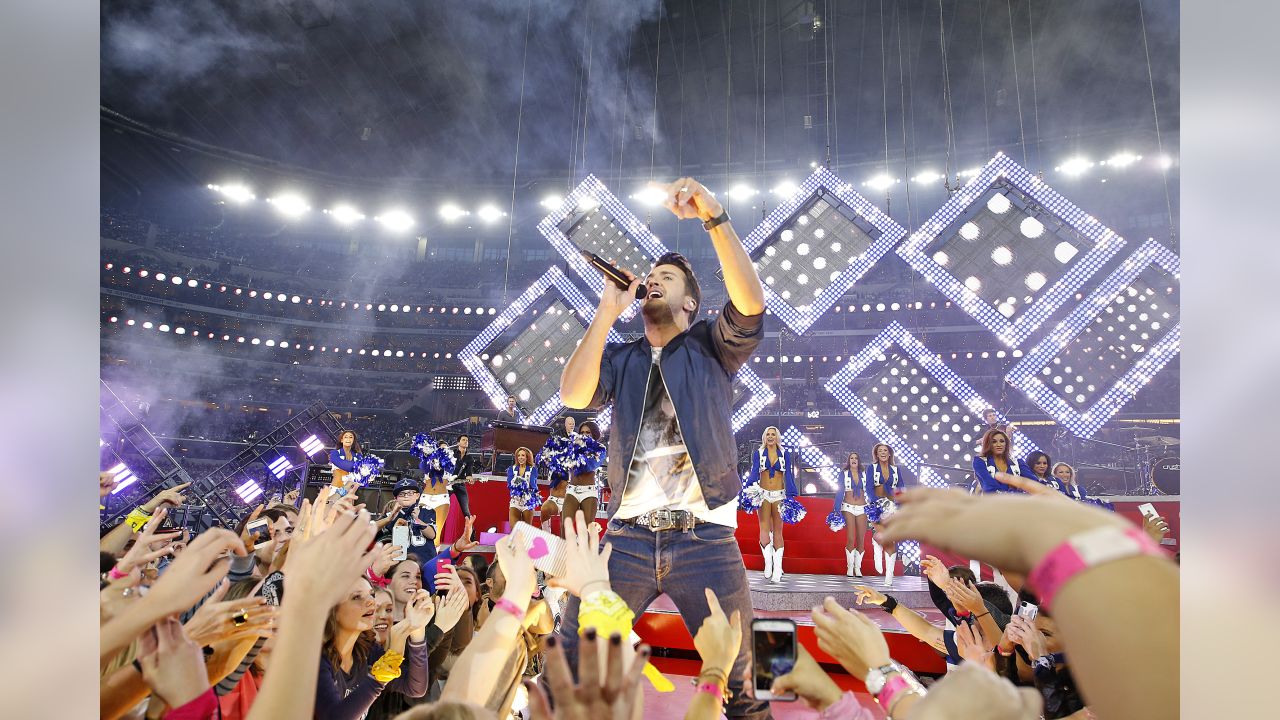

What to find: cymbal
left=1135, top=435, right=1179, bottom=446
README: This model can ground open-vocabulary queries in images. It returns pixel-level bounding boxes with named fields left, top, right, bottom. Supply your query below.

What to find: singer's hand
left=659, top=178, right=723, bottom=223
left=597, top=263, right=642, bottom=321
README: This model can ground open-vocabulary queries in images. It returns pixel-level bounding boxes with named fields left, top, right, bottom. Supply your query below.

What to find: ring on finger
left=232, top=608, right=250, bottom=627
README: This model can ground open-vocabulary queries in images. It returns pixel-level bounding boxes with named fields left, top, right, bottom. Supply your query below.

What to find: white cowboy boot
left=884, top=552, right=897, bottom=588
left=771, top=547, right=785, bottom=583
left=873, top=541, right=884, bottom=574
left=762, top=543, right=774, bottom=579
left=844, top=549, right=855, bottom=577
left=853, top=549, right=864, bottom=577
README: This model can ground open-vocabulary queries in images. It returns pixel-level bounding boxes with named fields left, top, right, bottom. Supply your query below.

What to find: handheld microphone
left=580, top=251, right=647, bottom=300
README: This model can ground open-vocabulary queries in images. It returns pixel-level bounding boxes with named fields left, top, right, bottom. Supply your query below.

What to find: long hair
left=871, top=443, right=896, bottom=466
left=1025, top=451, right=1052, bottom=478
left=513, top=447, right=532, bottom=470
left=846, top=452, right=863, bottom=477
left=322, top=600, right=377, bottom=671
left=979, top=429, right=1011, bottom=462
left=1051, top=462, right=1077, bottom=485
left=337, top=430, right=362, bottom=456
left=578, top=421, right=601, bottom=441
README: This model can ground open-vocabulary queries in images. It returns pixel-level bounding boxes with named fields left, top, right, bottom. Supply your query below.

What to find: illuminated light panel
left=896, top=152, right=1127, bottom=347
left=536, top=175, right=670, bottom=321
left=458, top=266, right=625, bottom=426
left=825, top=322, right=1040, bottom=566
left=780, top=425, right=840, bottom=491
left=267, top=456, right=294, bottom=479
left=1007, top=239, right=1180, bottom=439
left=107, top=462, right=138, bottom=494
left=740, top=167, right=907, bottom=335
left=299, top=435, right=326, bottom=456
left=235, top=478, right=265, bottom=503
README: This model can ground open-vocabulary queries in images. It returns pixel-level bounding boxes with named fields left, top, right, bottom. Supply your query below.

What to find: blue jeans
left=558, top=518, right=770, bottom=719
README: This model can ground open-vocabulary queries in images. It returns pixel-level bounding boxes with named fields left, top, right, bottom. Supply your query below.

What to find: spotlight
left=108, top=462, right=138, bottom=494
left=1104, top=152, right=1141, bottom=168
left=632, top=186, right=666, bottom=206
left=376, top=210, right=415, bottom=232
left=326, top=204, right=366, bottom=225
left=267, top=456, right=293, bottom=479
left=1020, top=217, right=1045, bottom=238
left=439, top=204, right=468, bottom=222
left=210, top=183, right=255, bottom=203
left=771, top=180, right=800, bottom=198
left=235, top=479, right=264, bottom=503
left=912, top=170, right=944, bottom=184
left=863, top=174, right=897, bottom=191
left=540, top=194, right=564, bottom=210
left=267, top=193, right=310, bottom=217
left=728, top=184, right=757, bottom=202
left=477, top=205, right=505, bottom=223
left=1056, top=157, right=1093, bottom=176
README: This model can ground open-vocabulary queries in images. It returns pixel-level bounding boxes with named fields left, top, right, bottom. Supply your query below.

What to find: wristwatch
left=702, top=210, right=730, bottom=231
left=863, top=660, right=907, bottom=695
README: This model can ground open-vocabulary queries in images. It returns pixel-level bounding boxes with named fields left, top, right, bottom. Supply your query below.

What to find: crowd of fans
left=99, top=461, right=1177, bottom=719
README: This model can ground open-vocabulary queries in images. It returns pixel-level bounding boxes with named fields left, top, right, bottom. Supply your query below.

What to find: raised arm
left=662, top=178, right=765, bottom=316
left=560, top=272, right=636, bottom=409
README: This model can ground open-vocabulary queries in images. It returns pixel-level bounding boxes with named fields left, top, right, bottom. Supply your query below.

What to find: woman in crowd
left=863, top=442, right=905, bottom=586
left=561, top=420, right=604, bottom=536
left=448, top=435, right=478, bottom=518
left=506, top=446, right=539, bottom=530
left=972, top=428, right=1022, bottom=494
left=825, top=451, right=868, bottom=577
left=538, top=417, right=575, bottom=535
left=329, top=430, right=362, bottom=489
left=742, top=425, right=801, bottom=583
left=1052, top=461, right=1090, bottom=501
left=386, top=558, right=424, bottom=622
left=314, top=575, right=432, bottom=718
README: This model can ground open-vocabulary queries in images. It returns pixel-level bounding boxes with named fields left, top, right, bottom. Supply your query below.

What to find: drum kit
left=1122, top=428, right=1180, bottom=495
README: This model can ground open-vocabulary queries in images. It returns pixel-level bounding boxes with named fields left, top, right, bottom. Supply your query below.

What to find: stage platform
left=745, top=570, right=932, bottom=611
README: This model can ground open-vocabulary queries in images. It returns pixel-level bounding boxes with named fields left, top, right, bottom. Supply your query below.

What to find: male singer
left=559, top=178, right=767, bottom=719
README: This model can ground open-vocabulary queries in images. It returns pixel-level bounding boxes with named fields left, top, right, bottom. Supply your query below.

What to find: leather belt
left=622, top=508, right=703, bottom=532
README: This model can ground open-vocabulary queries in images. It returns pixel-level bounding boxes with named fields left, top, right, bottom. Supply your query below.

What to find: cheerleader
left=741, top=426, right=804, bottom=583
left=561, top=421, right=604, bottom=534
left=824, top=452, right=868, bottom=577
left=447, top=435, right=478, bottom=518
left=328, top=430, right=362, bottom=490
left=1052, top=461, right=1091, bottom=501
left=863, top=443, right=905, bottom=586
left=419, top=447, right=455, bottom=533
left=1024, top=451, right=1061, bottom=492
left=971, top=428, right=1023, bottom=494
left=538, top=417, right=575, bottom=534
left=506, top=447, right=539, bottom=530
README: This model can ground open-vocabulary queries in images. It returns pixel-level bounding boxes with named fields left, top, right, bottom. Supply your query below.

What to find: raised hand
left=595, top=262, right=642, bottom=322
left=920, top=554, right=950, bottom=587
left=1142, top=513, right=1170, bottom=545
left=811, top=597, right=891, bottom=680
left=658, top=178, right=723, bottom=222
left=852, top=584, right=887, bottom=607
left=431, top=585, right=469, bottom=633
left=494, top=534, right=537, bottom=601
left=183, top=580, right=277, bottom=646
left=144, top=481, right=192, bottom=512
left=142, top=528, right=246, bottom=618
left=954, top=621, right=993, bottom=668
left=526, top=631, right=649, bottom=720
left=692, top=588, right=742, bottom=679
left=945, top=578, right=988, bottom=616
left=370, top=542, right=402, bottom=578
left=546, top=510, right=612, bottom=597
left=876, top=488, right=1128, bottom=575
left=404, top=589, right=436, bottom=632
left=770, top=644, right=843, bottom=711
left=117, top=506, right=181, bottom=573
left=909, top=662, right=1042, bottom=720
left=100, top=470, right=118, bottom=498
left=1005, top=616, right=1048, bottom=658
left=283, top=504, right=380, bottom=610
left=451, top=515, right=480, bottom=554
left=136, top=616, right=211, bottom=710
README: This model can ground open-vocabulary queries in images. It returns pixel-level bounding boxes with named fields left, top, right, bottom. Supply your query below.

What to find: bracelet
left=577, top=590, right=636, bottom=640
left=974, top=611, right=991, bottom=619
left=124, top=507, right=152, bottom=532
left=1027, top=524, right=1163, bottom=610
left=702, top=210, right=730, bottom=231
left=494, top=597, right=525, bottom=621
left=366, top=567, right=391, bottom=588
left=692, top=667, right=728, bottom=688
left=370, top=650, right=405, bottom=683
left=880, top=595, right=899, bottom=614
left=695, top=682, right=724, bottom=702
left=877, top=674, right=926, bottom=718
left=108, top=565, right=130, bottom=580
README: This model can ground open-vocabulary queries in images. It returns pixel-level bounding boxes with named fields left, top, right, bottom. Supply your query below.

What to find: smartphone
left=435, top=562, right=452, bottom=597
left=1018, top=601, right=1039, bottom=621
left=391, top=524, right=411, bottom=560
left=751, top=619, right=798, bottom=701
left=245, top=518, right=272, bottom=550
left=511, top=521, right=568, bottom=578
left=1137, top=502, right=1159, bottom=519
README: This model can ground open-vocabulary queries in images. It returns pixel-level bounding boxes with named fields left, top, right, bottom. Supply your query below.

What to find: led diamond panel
left=299, top=435, right=325, bottom=456
left=593, top=364, right=776, bottom=435
left=107, top=461, right=138, bottom=494
left=780, top=426, right=839, bottom=493
left=537, top=175, right=670, bottom=320
left=267, top=456, right=293, bottom=479
left=825, top=321, right=1040, bottom=489
left=236, top=478, right=265, bottom=503
left=740, top=167, right=906, bottom=334
left=897, top=152, right=1127, bottom=346
left=1007, top=239, right=1180, bottom=438
left=459, top=266, right=625, bottom=427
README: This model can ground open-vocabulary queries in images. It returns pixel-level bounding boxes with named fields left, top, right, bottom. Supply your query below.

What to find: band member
left=496, top=394, right=522, bottom=424
left=538, top=416, right=576, bottom=534
left=741, top=426, right=801, bottom=583
left=558, top=178, right=767, bottom=718
left=972, top=428, right=1023, bottom=493
left=825, top=452, right=868, bottom=577
left=505, top=446, right=539, bottom=530
left=863, top=443, right=905, bottom=586
left=561, top=420, right=605, bottom=537
left=1051, top=461, right=1091, bottom=501
left=328, top=430, right=361, bottom=489
left=447, top=435, right=478, bottom=518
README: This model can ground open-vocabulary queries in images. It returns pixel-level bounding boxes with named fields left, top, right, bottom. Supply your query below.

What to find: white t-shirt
left=615, top=347, right=738, bottom=527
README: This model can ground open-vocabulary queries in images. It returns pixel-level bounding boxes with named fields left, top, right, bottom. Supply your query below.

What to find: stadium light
left=208, top=183, right=255, bottom=203
left=376, top=210, right=415, bottom=232
left=1103, top=152, right=1142, bottom=168
left=477, top=204, right=505, bottom=223
left=439, top=203, right=468, bottom=222
left=728, top=184, right=757, bottom=202
left=912, top=170, right=944, bottom=184
left=771, top=180, right=800, bottom=198
left=631, top=186, right=666, bottom=207
left=540, top=194, right=564, bottom=210
left=1056, top=157, right=1094, bottom=176
left=863, top=174, right=899, bottom=191
left=326, top=204, right=366, bottom=225
left=267, top=193, right=310, bottom=217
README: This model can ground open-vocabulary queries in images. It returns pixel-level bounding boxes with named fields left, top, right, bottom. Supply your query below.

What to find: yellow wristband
left=577, top=590, right=635, bottom=640
left=125, top=508, right=152, bottom=532
left=370, top=650, right=405, bottom=683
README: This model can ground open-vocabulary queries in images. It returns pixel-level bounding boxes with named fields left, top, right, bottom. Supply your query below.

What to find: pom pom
left=1082, top=497, right=1115, bottom=512
left=738, top=481, right=763, bottom=514
left=865, top=497, right=897, bottom=525
left=351, top=454, right=385, bottom=487
left=538, top=432, right=605, bottom=478
left=780, top=497, right=807, bottom=525
left=825, top=510, right=846, bottom=532
left=411, top=433, right=456, bottom=486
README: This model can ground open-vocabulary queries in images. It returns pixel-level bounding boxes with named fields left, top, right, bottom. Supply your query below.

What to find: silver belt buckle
left=647, top=509, right=676, bottom=532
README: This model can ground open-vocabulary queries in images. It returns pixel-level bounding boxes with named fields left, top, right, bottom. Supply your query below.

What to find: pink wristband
left=366, top=568, right=391, bottom=588
left=819, top=691, right=875, bottom=720
left=695, top=682, right=723, bottom=701
left=876, top=674, right=913, bottom=714
left=108, top=565, right=129, bottom=580
left=494, top=597, right=525, bottom=620
left=1028, top=525, right=1163, bottom=610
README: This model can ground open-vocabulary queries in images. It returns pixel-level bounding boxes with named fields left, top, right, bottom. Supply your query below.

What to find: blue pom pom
left=825, top=510, right=846, bottom=532
left=1082, top=497, right=1115, bottom=512
left=538, top=433, right=606, bottom=478
left=411, top=433, right=456, bottom=486
left=738, top=480, right=763, bottom=514
left=350, top=454, right=385, bottom=487
left=780, top=497, right=807, bottom=525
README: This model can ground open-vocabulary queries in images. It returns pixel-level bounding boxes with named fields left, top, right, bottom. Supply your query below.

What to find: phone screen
left=752, top=621, right=797, bottom=701
left=1137, top=502, right=1158, bottom=518
left=391, top=525, right=411, bottom=560
left=246, top=519, right=272, bottom=549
